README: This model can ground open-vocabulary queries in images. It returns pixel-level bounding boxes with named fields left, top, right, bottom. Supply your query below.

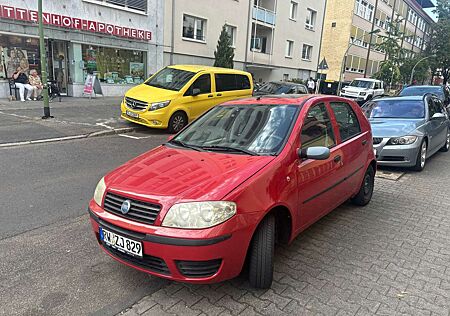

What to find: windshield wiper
left=200, top=145, right=258, bottom=156
left=168, top=139, right=203, bottom=151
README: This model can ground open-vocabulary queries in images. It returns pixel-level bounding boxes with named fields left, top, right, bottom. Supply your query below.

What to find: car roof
left=373, top=96, right=425, bottom=102
left=352, top=78, right=380, bottom=82
left=168, top=64, right=250, bottom=75
left=265, top=81, right=305, bottom=86
left=402, top=85, right=442, bottom=89
left=223, top=94, right=347, bottom=106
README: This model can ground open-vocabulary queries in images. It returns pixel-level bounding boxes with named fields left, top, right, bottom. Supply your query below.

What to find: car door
left=182, top=73, right=213, bottom=120
left=427, top=97, right=447, bottom=152
left=214, top=73, right=252, bottom=104
left=373, top=81, right=383, bottom=97
left=296, top=102, right=344, bottom=230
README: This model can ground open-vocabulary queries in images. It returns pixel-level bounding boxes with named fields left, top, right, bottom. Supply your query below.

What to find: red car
left=89, top=95, right=376, bottom=288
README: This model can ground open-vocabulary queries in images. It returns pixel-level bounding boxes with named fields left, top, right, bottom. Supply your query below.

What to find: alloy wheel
left=446, top=131, right=450, bottom=150
left=172, top=115, right=185, bottom=133
left=420, top=142, right=427, bottom=168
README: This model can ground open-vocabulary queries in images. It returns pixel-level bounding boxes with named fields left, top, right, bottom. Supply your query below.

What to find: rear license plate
left=126, top=110, right=139, bottom=119
left=99, top=227, right=143, bottom=258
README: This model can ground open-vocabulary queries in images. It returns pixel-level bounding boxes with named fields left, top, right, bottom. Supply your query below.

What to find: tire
left=413, top=140, right=427, bottom=171
left=168, top=112, right=187, bottom=134
left=439, top=129, right=450, bottom=152
left=248, top=214, right=275, bottom=289
left=351, top=165, right=375, bottom=206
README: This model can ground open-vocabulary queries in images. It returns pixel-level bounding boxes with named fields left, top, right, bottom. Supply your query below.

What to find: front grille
left=102, top=241, right=170, bottom=275
left=381, top=156, right=405, bottom=162
left=103, top=192, right=161, bottom=225
left=373, top=137, right=383, bottom=144
left=125, top=97, right=148, bottom=111
left=176, top=259, right=222, bottom=278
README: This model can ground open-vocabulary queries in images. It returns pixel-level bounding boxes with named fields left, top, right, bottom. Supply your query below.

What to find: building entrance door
left=49, top=41, right=69, bottom=95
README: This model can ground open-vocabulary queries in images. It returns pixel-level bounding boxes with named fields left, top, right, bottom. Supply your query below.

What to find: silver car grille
left=125, top=97, right=148, bottom=111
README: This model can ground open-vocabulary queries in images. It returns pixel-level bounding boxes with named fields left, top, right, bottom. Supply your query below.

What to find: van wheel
left=413, top=140, right=427, bottom=171
left=168, top=112, right=187, bottom=134
left=351, top=165, right=375, bottom=206
left=248, top=214, right=275, bottom=289
left=440, top=129, right=450, bottom=152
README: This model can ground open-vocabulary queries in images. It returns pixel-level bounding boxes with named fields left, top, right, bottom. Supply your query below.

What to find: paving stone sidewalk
left=119, top=152, right=450, bottom=316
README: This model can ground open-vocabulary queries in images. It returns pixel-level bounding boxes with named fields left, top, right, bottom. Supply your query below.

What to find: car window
left=299, top=86, right=308, bottom=94
left=215, top=74, right=250, bottom=92
left=330, top=102, right=361, bottom=141
left=428, top=98, right=438, bottom=117
left=301, top=103, right=336, bottom=149
left=145, top=67, right=195, bottom=91
left=185, top=74, right=211, bottom=96
left=363, top=100, right=425, bottom=119
left=374, top=82, right=380, bottom=89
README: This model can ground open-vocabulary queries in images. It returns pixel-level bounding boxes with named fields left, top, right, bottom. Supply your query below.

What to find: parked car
left=398, top=85, right=450, bottom=107
left=253, top=81, right=308, bottom=96
left=340, top=78, right=385, bottom=104
left=89, top=95, right=376, bottom=288
left=121, top=65, right=253, bottom=133
left=362, top=95, right=450, bottom=171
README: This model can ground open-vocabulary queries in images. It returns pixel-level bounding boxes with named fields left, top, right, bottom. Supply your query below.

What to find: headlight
left=359, top=92, right=367, bottom=96
left=387, top=136, right=418, bottom=145
left=150, top=100, right=170, bottom=111
left=93, top=177, right=106, bottom=206
left=162, top=201, right=237, bottom=229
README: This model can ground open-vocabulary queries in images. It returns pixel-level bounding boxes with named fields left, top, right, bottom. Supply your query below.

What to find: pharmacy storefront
left=0, top=1, right=163, bottom=97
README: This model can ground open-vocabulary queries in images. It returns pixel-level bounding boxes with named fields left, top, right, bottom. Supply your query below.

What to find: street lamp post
left=38, top=0, right=52, bottom=119
left=409, top=55, right=435, bottom=85
left=337, top=30, right=380, bottom=94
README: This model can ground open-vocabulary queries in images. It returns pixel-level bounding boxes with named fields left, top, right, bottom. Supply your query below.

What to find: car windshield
left=257, top=82, right=293, bottom=94
left=171, top=104, right=299, bottom=155
left=349, top=80, right=374, bottom=89
left=362, top=100, right=425, bottom=119
left=399, top=86, right=444, bottom=98
left=145, top=67, right=195, bottom=91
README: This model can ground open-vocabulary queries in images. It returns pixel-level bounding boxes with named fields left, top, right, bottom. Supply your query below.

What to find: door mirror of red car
left=298, top=147, right=330, bottom=160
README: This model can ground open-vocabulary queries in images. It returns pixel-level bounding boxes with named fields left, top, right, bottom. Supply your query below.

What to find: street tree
left=400, top=55, right=431, bottom=84
left=214, top=25, right=234, bottom=69
left=428, top=0, right=450, bottom=84
left=373, top=60, right=401, bottom=86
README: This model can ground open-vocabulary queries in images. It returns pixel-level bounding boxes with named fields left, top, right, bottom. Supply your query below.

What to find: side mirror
left=431, top=113, right=445, bottom=120
left=298, top=146, right=330, bottom=160
left=192, top=88, right=201, bottom=96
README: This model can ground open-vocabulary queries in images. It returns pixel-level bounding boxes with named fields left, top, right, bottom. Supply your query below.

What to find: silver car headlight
left=150, top=100, right=170, bottom=111
left=387, top=136, right=418, bottom=145
left=162, top=201, right=237, bottom=229
left=93, top=177, right=106, bottom=206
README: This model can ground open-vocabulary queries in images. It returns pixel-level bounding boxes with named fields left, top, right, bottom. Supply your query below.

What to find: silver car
left=362, top=95, right=450, bottom=171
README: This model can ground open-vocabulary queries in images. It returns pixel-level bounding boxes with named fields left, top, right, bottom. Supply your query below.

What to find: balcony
left=252, top=6, right=276, bottom=26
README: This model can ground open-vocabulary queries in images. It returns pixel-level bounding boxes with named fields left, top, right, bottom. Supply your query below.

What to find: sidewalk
left=0, top=97, right=140, bottom=146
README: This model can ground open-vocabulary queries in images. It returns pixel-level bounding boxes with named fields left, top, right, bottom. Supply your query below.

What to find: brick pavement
left=119, top=151, right=450, bottom=316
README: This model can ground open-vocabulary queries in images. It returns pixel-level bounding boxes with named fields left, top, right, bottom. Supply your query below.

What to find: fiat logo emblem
left=121, top=200, right=131, bottom=214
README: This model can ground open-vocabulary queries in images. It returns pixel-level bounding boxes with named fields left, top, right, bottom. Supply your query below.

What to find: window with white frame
left=302, top=44, right=313, bottom=60
left=90, top=0, right=147, bottom=13
left=305, top=8, right=317, bottom=30
left=290, top=1, right=298, bottom=20
left=224, top=25, right=237, bottom=47
left=286, top=40, right=294, bottom=57
left=183, top=15, right=206, bottom=41
left=355, top=0, right=374, bottom=21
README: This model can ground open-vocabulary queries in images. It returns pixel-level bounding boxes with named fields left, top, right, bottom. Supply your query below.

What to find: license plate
left=126, top=110, right=139, bottom=119
left=99, top=227, right=143, bottom=257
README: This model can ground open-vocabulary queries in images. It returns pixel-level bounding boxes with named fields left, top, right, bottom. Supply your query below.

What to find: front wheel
left=413, top=140, right=427, bottom=171
left=351, top=165, right=375, bottom=206
left=168, top=112, right=187, bottom=134
left=248, top=214, right=275, bottom=289
left=439, top=129, right=450, bottom=152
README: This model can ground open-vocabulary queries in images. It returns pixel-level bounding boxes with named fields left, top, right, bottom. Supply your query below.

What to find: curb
left=0, top=127, right=137, bottom=148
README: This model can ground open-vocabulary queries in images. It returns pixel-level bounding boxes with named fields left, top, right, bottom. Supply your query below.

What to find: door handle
left=333, top=155, right=341, bottom=163
left=217, top=93, right=222, bottom=97
left=362, top=139, right=367, bottom=145
left=208, top=94, right=213, bottom=98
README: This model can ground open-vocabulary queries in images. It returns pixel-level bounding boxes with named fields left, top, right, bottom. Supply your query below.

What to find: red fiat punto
left=88, top=95, right=376, bottom=288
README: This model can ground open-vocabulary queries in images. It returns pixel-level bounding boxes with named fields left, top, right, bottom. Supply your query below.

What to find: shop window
left=0, top=34, right=40, bottom=79
left=81, top=45, right=146, bottom=84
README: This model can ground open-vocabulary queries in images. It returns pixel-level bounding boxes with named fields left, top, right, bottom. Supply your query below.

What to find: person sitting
left=12, top=67, right=33, bottom=102
left=29, top=69, right=43, bottom=101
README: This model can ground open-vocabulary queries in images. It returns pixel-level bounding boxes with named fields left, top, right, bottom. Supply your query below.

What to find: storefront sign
left=0, top=5, right=152, bottom=41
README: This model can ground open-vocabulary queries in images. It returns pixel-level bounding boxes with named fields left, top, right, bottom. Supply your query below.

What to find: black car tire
left=413, top=140, right=427, bottom=171
left=351, top=165, right=375, bottom=206
left=439, top=129, right=450, bottom=152
left=248, top=214, right=275, bottom=289
left=168, top=112, right=187, bottom=134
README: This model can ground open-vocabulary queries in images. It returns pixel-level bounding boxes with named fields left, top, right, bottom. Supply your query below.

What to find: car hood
left=126, top=83, right=178, bottom=102
left=369, top=119, right=426, bottom=137
left=343, top=86, right=368, bottom=93
left=105, top=145, right=275, bottom=205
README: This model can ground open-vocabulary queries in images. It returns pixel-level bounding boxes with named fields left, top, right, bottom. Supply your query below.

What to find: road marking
left=118, top=134, right=141, bottom=139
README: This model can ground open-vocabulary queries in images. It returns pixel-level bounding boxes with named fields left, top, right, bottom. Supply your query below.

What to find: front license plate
left=99, top=227, right=143, bottom=258
left=126, top=110, right=139, bottom=119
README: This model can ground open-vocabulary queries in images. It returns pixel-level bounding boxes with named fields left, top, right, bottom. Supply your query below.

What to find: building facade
left=0, top=0, right=163, bottom=98
left=164, top=0, right=327, bottom=83
left=319, top=0, right=435, bottom=82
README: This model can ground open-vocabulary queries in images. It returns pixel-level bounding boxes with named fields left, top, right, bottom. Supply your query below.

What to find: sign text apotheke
left=0, top=5, right=152, bottom=41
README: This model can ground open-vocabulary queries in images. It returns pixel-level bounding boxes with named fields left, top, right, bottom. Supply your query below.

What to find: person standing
left=307, top=77, right=316, bottom=94
left=29, top=69, right=43, bottom=101
left=12, top=67, right=33, bottom=102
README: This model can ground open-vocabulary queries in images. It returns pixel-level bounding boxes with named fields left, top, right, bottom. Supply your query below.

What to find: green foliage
left=399, top=55, right=431, bottom=84
left=372, top=15, right=407, bottom=68
left=428, top=0, right=450, bottom=84
left=214, top=25, right=234, bottom=69
left=373, top=60, right=401, bottom=85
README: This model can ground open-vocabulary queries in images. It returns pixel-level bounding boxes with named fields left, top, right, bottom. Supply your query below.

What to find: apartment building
left=319, top=0, right=435, bottom=82
left=164, top=0, right=326, bottom=83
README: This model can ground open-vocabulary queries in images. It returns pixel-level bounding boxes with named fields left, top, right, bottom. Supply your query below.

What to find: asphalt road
left=0, top=133, right=170, bottom=316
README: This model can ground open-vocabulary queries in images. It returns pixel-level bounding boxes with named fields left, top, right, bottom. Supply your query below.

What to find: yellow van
left=121, top=65, right=254, bottom=133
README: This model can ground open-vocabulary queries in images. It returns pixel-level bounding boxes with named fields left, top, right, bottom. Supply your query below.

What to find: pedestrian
left=12, top=67, right=33, bottom=102
left=307, top=77, right=315, bottom=94
left=29, top=69, right=43, bottom=101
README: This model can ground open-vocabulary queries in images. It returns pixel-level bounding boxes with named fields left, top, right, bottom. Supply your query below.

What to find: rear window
left=215, top=74, right=251, bottom=92
left=399, top=86, right=444, bottom=98
left=362, top=100, right=425, bottom=119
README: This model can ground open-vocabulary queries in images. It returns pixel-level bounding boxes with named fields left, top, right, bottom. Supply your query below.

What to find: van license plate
left=100, top=227, right=143, bottom=257
left=126, top=110, right=139, bottom=119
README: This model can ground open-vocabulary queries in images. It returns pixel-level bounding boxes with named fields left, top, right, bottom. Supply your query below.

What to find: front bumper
left=120, top=101, right=169, bottom=129
left=374, top=137, right=421, bottom=167
left=88, top=200, right=254, bottom=284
